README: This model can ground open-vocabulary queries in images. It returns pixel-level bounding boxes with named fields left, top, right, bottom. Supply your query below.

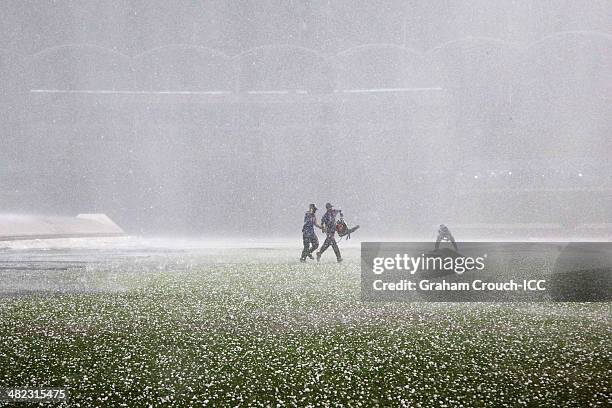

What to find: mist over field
left=0, top=0, right=610, bottom=238
left=0, top=3, right=611, bottom=406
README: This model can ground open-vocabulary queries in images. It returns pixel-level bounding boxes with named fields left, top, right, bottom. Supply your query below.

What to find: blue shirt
left=321, top=210, right=339, bottom=235
left=302, top=212, right=317, bottom=237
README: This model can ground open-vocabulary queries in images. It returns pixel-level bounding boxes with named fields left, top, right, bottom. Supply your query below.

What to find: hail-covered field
left=0, top=238, right=610, bottom=407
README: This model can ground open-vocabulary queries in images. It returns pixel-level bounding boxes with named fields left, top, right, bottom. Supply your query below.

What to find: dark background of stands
left=1, top=0, right=610, bottom=237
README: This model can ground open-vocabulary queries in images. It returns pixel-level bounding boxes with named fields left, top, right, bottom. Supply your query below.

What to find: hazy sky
left=1, top=1, right=610, bottom=236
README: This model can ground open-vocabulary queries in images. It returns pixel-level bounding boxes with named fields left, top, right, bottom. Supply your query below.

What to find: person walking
left=300, top=203, right=321, bottom=262
left=316, top=202, right=343, bottom=263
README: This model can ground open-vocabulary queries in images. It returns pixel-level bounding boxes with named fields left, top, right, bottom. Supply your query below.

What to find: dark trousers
left=319, top=234, right=341, bottom=260
left=435, top=234, right=458, bottom=251
left=301, top=235, right=319, bottom=260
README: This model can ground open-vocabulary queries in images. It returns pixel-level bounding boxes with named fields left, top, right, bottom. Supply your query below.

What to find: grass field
left=0, top=241, right=610, bottom=407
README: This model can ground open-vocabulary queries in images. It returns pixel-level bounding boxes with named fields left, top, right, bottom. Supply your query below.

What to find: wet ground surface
left=0, top=237, right=609, bottom=406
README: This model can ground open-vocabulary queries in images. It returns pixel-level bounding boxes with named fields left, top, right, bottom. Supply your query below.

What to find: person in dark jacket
left=316, top=202, right=343, bottom=263
left=301, top=203, right=322, bottom=262
left=435, top=224, right=458, bottom=251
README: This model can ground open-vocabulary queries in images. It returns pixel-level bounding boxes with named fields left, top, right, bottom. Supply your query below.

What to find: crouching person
left=435, top=224, right=458, bottom=251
